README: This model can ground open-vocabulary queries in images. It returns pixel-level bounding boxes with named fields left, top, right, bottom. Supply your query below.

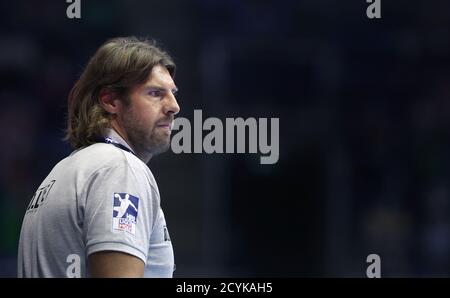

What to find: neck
left=109, top=122, right=153, bottom=163
left=135, top=150, right=153, bottom=164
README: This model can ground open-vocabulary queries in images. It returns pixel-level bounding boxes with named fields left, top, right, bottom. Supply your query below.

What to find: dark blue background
left=1, top=0, right=449, bottom=277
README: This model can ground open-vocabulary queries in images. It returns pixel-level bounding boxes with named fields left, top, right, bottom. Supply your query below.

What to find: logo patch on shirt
left=112, top=193, right=139, bottom=235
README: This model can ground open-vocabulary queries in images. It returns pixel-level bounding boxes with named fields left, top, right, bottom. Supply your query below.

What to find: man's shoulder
left=67, top=143, right=146, bottom=173
left=59, top=143, right=158, bottom=190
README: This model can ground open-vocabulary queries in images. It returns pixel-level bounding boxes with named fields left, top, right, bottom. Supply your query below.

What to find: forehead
left=144, top=64, right=175, bottom=88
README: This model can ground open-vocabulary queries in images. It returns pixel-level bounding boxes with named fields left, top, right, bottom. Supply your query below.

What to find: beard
left=121, top=109, right=172, bottom=158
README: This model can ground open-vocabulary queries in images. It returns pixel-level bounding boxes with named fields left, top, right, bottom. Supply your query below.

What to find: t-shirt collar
left=104, top=128, right=135, bottom=154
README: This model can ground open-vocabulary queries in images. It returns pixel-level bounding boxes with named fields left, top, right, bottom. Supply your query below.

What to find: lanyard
left=97, top=137, right=136, bottom=157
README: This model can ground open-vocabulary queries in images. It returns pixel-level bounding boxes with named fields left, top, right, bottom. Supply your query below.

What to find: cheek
left=137, top=107, right=159, bottom=129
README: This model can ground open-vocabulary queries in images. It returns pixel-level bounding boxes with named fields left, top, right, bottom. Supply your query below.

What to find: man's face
left=118, top=64, right=180, bottom=158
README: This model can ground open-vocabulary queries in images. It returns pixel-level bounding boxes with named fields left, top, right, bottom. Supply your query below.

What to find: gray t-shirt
left=17, top=129, right=174, bottom=278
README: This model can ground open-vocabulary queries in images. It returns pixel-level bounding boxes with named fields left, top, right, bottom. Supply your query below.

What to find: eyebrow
left=144, top=85, right=178, bottom=93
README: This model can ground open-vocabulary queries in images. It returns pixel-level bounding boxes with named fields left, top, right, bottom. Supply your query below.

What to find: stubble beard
left=121, top=110, right=171, bottom=159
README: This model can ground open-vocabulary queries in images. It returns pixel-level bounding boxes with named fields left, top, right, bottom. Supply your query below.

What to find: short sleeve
left=83, top=164, right=154, bottom=264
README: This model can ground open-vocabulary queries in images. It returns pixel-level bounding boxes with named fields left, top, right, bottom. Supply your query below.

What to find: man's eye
left=148, top=90, right=162, bottom=97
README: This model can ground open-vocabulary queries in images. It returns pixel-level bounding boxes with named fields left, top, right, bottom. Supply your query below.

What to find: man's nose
left=164, top=91, right=180, bottom=115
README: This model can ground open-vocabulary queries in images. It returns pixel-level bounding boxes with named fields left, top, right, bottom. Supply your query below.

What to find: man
left=17, top=37, right=180, bottom=277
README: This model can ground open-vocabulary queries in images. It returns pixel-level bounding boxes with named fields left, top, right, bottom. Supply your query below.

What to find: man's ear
left=99, top=88, right=121, bottom=114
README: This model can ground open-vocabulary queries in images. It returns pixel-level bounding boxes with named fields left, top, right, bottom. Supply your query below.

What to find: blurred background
left=1, top=0, right=450, bottom=277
